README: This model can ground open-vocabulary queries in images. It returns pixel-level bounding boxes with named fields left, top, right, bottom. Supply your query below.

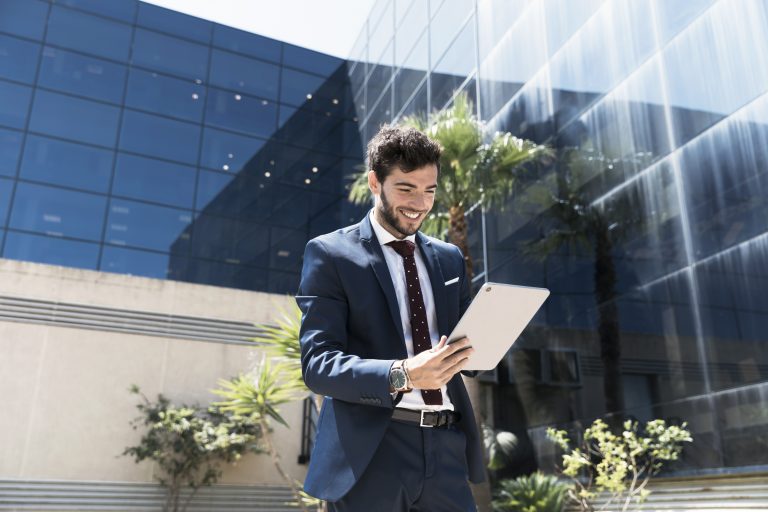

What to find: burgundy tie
left=387, top=240, right=443, bottom=406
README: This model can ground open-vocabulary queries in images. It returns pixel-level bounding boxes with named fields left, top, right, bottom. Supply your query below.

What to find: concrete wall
left=0, top=259, right=306, bottom=486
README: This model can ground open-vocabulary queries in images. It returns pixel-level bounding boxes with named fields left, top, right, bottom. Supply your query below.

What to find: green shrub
left=493, top=472, right=571, bottom=512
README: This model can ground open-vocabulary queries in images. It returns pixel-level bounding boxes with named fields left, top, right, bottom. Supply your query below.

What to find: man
left=296, top=125, right=484, bottom=511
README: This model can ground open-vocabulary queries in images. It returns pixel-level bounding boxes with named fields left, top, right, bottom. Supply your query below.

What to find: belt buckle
left=420, top=410, right=433, bottom=428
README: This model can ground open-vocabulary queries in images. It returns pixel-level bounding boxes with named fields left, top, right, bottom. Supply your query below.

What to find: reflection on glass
left=113, top=153, right=195, bottom=209
left=106, top=198, right=192, bottom=253
left=0, top=80, right=32, bottom=129
left=131, top=28, right=208, bottom=80
left=9, top=182, right=106, bottom=240
left=200, top=127, right=264, bottom=172
left=212, top=25, right=281, bottom=63
left=38, top=46, right=127, bottom=104
left=205, top=88, right=278, bottom=138
left=209, top=49, right=279, bottom=100
left=29, top=89, right=120, bottom=147
left=125, top=68, right=205, bottom=122
left=100, top=246, right=172, bottom=279
left=0, top=127, right=23, bottom=176
left=2, top=230, right=99, bottom=270
left=119, top=109, right=200, bottom=165
left=0, top=0, right=49, bottom=40
left=21, top=135, right=113, bottom=193
left=46, top=5, right=132, bottom=61
left=56, top=0, right=136, bottom=23
left=0, top=34, right=40, bottom=84
left=137, top=2, right=212, bottom=44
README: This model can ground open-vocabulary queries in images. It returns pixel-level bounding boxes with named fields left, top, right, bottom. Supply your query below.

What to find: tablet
left=447, top=282, right=549, bottom=371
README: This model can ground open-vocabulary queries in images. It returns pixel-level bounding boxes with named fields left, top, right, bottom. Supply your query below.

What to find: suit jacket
left=295, top=214, right=485, bottom=502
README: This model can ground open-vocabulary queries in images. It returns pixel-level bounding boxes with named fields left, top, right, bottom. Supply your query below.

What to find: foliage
left=483, top=424, right=520, bottom=471
left=492, top=472, right=572, bottom=512
left=546, top=418, right=693, bottom=511
left=251, top=301, right=304, bottom=384
left=123, top=385, right=262, bottom=512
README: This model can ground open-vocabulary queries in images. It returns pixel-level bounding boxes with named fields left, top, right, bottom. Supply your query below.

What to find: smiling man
left=296, top=125, right=484, bottom=511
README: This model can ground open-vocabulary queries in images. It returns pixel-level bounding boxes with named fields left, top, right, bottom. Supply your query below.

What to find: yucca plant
left=493, top=472, right=571, bottom=512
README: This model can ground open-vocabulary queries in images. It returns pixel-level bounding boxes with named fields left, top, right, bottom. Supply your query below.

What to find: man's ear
left=367, top=170, right=380, bottom=195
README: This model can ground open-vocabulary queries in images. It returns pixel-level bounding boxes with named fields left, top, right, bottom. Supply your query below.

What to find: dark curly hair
left=367, top=124, right=442, bottom=183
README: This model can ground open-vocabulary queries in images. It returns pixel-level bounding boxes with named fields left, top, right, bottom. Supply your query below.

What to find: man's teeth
left=400, top=210, right=420, bottom=219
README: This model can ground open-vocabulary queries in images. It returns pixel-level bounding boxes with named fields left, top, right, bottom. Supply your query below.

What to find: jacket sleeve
left=455, top=244, right=481, bottom=379
left=295, top=238, right=396, bottom=408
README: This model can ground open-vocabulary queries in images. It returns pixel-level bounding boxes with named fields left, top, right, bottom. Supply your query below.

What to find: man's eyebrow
left=393, top=181, right=438, bottom=189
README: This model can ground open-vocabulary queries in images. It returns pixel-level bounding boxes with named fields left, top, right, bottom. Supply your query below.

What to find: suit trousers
left=327, top=419, right=477, bottom=512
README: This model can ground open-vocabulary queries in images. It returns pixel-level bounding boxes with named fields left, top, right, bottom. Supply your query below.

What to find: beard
left=376, top=188, right=425, bottom=238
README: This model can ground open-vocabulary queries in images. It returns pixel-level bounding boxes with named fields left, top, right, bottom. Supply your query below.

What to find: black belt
left=391, top=408, right=461, bottom=428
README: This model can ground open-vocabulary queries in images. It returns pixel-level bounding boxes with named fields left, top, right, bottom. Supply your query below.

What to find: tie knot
left=387, top=240, right=415, bottom=257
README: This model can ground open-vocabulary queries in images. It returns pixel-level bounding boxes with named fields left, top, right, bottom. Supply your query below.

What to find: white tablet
left=447, top=282, right=549, bottom=371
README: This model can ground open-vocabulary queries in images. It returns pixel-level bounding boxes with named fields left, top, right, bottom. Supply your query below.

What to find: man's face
left=368, top=164, right=438, bottom=238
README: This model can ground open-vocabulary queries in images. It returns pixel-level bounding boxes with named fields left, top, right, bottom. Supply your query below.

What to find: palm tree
left=349, top=91, right=551, bottom=510
left=523, top=148, right=646, bottom=417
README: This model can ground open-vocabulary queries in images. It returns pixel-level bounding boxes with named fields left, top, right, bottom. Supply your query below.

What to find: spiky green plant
left=251, top=302, right=305, bottom=389
left=493, top=472, right=571, bottom=512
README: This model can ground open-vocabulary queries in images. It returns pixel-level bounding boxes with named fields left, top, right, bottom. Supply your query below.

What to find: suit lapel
left=360, top=215, right=407, bottom=353
left=417, top=232, right=449, bottom=338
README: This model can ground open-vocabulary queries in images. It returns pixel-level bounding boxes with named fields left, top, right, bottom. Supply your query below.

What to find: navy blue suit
left=296, top=214, right=485, bottom=504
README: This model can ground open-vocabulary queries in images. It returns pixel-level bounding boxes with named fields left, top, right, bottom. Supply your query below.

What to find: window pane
left=0, top=177, right=12, bottom=225
left=2, top=231, right=99, bottom=269
left=280, top=68, right=326, bottom=106
left=136, top=3, right=212, bottom=44
left=9, top=182, right=106, bottom=240
left=38, top=46, right=127, bottom=104
left=56, top=0, right=136, bottom=22
left=101, top=246, right=172, bottom=279
left=131, top=28, right=208, bottom=81
left=0, top=34, right=41, bottom=84
left=105, top=198, right=191, bottom=253
left=0, top=80, right=32, bottom=129
left=212, top=25, right=281, bottom=63
left=46, top=5, right=132, bottom=61
left=283, top=44, right=342, bottom=77
left=113, top=153, right=195, bottom=209
left=200, top=127, right=264, bottom=172
left=0, top=0, right=48, bottom=40
left=29, top=89, right=120, bottom=147
left=205, top=88, right=278, bottom=138
left=20, top=134, right=113, bottom=192
left=196, top=168, right=236, bottom=211
left=125, top=68, right=205, bottom=122
left=189, top=214, right=269, bottom=267
left=0, top=127, right=23, bottom=176
left=119, top=110, right=200, bottom=165
left=209, top=49, right=279, bottom=100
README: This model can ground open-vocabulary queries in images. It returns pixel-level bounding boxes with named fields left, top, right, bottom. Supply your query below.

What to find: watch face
left=390, top=368, right=406, bottom=389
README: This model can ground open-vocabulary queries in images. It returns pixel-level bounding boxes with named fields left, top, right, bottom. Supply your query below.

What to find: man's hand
left=406, top=336, right=473, bottom=390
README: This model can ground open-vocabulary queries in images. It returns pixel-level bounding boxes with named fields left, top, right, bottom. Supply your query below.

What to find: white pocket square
left=444, top=277, right=459, bottom=286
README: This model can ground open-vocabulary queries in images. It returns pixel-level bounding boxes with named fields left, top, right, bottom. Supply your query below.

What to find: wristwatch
left=389, top=359, right=412, bottom=393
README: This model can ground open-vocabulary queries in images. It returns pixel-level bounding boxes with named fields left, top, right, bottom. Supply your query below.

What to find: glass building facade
left=350, top=0, right=768, bottom=478
left=0, top=0, right=364, bottom=292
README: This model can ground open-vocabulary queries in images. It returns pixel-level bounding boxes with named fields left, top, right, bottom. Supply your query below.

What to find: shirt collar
left=369, top=209, right=417, bottom=246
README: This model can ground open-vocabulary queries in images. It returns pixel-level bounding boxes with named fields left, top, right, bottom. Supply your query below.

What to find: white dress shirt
left=369, top=210, right=454, bottom=411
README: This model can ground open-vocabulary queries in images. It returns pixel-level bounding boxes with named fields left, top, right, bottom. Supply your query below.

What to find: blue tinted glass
left=136, top=3, right=212, bottom=44
left=200, top=127, right=265, bottom=172
left=176, top=257, right=268, bottom=291
left=46, top=6, right=132, bottom=61
left=113, top=153, right=195, bottom=208
left=20, top=135, right=113, bottom=192
left=283, top=44, right=342, bottom=76
left=0, top=177, right=12, bottom=225
left=56, top=0, right=137, bottom=22
left=0, top=34, right=41, bottom=84
left=189, top=214, right=270, bottom=267
left=119, top=110, right=200, bottom=165
left=0, top=127, right=23, bottom=176
left=125, top=68, right=205, bottom=122
left=196, top=169, right=236, bottom=210
left=131, top=28, right=208, bottom=80
left=38, top=46, right=127, bottom=104
left=2, top=231, right=99, bottom=269
left=29, top=89, right=120, bottom=146
left=105, top=198, right=192, bottom=253
left=205, top=89, right=277, bottom=138
left=212, top=25, right=281, bottom=62
left=0, top=0, right=48, bottom=40
left=0, top=80, right=32, bottom=129
left=100, top=246, right=171, bottom=279
left=280, top=68, right=326, bottom=106
left=9, top=182, right=106, bottom=240
left=209, top=49, right=279, bottom=99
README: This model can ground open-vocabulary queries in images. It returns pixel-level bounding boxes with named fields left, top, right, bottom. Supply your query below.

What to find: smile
left=399, top=209, right=422, bottom=220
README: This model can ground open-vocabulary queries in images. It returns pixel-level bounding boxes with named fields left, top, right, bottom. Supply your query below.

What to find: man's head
left=366, top=125, right=443, bottom=238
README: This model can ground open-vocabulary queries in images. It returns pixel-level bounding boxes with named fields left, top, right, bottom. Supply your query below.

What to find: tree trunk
left=594, top=224, right=624, bottom=421
left=448, top=204, right=493, bottom=512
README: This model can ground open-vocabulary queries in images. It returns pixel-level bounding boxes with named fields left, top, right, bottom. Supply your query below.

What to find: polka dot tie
left=387, top=240, right=443, bottom=406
